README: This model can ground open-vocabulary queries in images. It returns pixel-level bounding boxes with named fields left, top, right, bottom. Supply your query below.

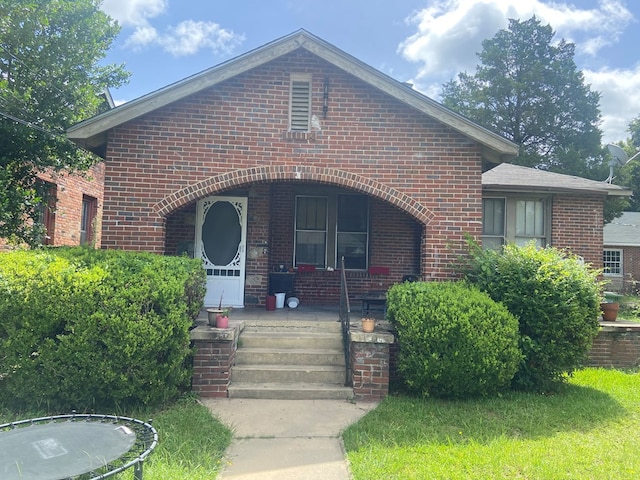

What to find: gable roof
left=604, top=212, right=640, bottom=246
left=68, top=29, right=518, bottom=161
left=482, top=163, right=632, bottom=197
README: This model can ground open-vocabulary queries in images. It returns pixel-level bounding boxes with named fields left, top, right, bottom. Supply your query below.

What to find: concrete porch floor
left=195, top=304, right=342, bottom=325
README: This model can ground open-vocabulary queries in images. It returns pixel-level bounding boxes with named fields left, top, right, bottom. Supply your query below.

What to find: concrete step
left=240, top=331, right=343, bottom=350
left=228, top=382, right=354, bottom=400
left=235, top=348, right=345, bottom=366
left=242, top=319, right=343, bottom=334
left=232, top=364, right=346, bottom=384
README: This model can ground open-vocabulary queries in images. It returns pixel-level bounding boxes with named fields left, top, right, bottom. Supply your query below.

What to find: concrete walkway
left=201, top=399, right=377, bottom=479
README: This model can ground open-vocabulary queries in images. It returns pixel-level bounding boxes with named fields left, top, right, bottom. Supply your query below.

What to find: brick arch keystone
left=153, top=165, right=435, bottom=224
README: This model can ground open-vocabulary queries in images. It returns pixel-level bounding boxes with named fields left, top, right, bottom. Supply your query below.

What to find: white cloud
left=399, top=0, right=636, bottom=142
left=101, top=0, right=167, bottom=28
left=584, top=66, right=640, bottom=143
left=157, top=21, right=244, bottom=57
left=100, top=0, right=244, bottom=57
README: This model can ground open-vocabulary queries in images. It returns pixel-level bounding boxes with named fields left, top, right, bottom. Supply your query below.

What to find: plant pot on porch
left=600, top=302, right=619, bottom=322
left=361, top=317, right=376, bottom=333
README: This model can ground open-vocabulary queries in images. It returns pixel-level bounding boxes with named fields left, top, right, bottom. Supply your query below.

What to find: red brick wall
left=103, top=50, right=483, bottom=280
left=586, top=325, right=640, bottom=368
left=0, top=163, right=104, bottom=249
left=551, top=195, right=603, bottom=268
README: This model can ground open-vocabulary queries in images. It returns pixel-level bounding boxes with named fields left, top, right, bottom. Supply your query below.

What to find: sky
left=100, top=0, right=640, bottom=144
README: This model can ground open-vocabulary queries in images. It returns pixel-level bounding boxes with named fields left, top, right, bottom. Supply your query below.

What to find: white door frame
left=195, top=196, right=247, bottom=308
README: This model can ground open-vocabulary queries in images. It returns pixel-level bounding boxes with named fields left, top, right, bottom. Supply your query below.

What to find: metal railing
left=339, top=256, right=352, bottom=386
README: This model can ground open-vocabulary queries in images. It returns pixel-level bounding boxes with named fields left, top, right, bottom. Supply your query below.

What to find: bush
left=0, top=248, right=206, bottom=411
left=459, top=242, right=601, bottom=392
left=387, top=281, right=521, bottom=398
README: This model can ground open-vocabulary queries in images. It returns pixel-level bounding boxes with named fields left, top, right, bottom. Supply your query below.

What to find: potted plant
left=361, top=317, right=376, bottom=333
left=600, top=291, right=622, bottom=322
left=215, top=307, right=231, bottom=328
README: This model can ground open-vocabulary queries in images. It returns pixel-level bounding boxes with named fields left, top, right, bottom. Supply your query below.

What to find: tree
left=615, top=117, right=640, bottom=212
left=0, top=0, right=128, bottom=245
left=441, top=17, right=603, bottom=175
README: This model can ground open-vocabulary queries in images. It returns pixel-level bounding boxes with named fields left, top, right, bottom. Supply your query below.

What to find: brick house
left=603, top=212, right=640, bottom=293
left=67, top=30, right=628, bottom=308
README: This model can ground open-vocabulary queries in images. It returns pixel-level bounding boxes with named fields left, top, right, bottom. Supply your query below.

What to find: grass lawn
left=0, top=395, right=232, bottom=480
left=343, top=368, right=640, bottom=480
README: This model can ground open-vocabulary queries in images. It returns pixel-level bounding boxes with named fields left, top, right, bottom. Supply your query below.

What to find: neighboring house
left=603, top=212, right=640, bottom=293
left=67, top=30, right=628, bottom=308
left=0, top=91, right=113, bottom=250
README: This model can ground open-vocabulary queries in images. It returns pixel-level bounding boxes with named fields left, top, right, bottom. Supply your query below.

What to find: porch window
left=294, top=193, right=370, bottom=269
left=80, top=195, right=97, bottom=245
left=289, top=74, right=311, bottom=131
left=603, top=249, right=622, bottom=276
left=482, top=198, right=505, bottom=249
left=295, top=196, right=327, bottom=267
left=336, top=194, right=369, bottom=269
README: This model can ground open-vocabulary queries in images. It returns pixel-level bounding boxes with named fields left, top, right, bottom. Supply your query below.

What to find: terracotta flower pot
left=361, top=318, right=375, bottom=333
left=600, top=302, right=619, bottom=322
left=216, top=314, right=229, bottom=328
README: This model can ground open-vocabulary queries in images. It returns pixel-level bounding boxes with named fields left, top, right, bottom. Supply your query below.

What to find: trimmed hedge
left=387, top=281, right=522, bottom=398
left=0, top=248, right=205, bottom=411
left=459, top=242, right=601, bottom=392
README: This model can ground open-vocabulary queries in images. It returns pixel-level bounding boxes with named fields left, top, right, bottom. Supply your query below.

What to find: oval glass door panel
left=202, top=201, right=241, bottom=266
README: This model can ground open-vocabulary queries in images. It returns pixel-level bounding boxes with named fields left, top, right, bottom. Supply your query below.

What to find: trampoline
left=0, top=413, right=158, bottom=480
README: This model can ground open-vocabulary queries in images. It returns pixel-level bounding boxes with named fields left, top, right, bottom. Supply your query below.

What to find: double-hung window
left=482, top=198, right=505, bottom=249
left=482, top=196, right=549, bottom=249
left=294, top=193, right=369, bottom=269
left=603, top=249, right=622, bottom=276
left=337, top=194, right=369, bottom=269
left=80, top=195, right=97, bottom=245
left=295, top=196, right=327, bottom=267
left=515, top=199, right=546, bottom=247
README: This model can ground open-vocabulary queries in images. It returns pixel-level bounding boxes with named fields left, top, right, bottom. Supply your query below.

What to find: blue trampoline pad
left=0, top=420, right=136, bottom=480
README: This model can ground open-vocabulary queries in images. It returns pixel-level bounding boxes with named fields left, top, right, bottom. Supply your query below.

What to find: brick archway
left=154, top=165, right=435, bottom=224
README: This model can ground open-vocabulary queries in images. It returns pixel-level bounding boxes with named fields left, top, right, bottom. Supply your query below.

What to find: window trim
left=603, top=249, right=623, bottom=277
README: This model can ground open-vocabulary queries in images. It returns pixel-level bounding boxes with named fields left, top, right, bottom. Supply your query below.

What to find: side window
left=482, top=198, right=505, bottom=250
left=289, top=74, right=311, bottom=131
left=80, top=195, right=97, bottom=245
left=515, top=199, right=546, bottom=247
left=603, top=249, right=622, bottom=276
left=37, top=183, right=57, bottom=245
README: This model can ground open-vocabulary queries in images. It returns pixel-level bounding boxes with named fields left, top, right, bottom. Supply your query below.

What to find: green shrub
left=459, top=242, right=601, bottom=392
left=0, top=248, right=206, bottom=411
left=387, top=281, right=521, bottom=398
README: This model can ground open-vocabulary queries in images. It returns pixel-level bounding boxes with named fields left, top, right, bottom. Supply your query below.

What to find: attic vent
left=289, top=74, right=311, bottom=131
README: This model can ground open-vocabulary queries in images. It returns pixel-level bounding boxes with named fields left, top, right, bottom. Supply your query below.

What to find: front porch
left=190, top=304, right=395, bottom=401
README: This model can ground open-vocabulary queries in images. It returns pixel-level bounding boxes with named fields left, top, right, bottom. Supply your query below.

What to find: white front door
left=195, top=196, right=247, bottom=308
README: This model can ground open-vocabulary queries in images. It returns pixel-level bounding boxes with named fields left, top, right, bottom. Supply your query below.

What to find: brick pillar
left=350, top=328, right=395, bottom=402
left=190, top=325, right=240, bottom=398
